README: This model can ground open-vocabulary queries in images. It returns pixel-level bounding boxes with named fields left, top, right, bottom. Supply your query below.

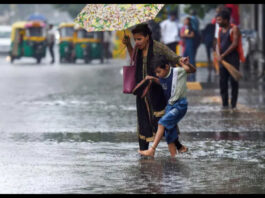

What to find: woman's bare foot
left=178, top=145, right=188, bottom=153
left=138, top=147, right=155, bottom=157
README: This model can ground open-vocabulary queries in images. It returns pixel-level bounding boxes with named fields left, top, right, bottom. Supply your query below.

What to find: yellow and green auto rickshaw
left=73, top=26, right=104, bottom=64
left=10, top=21, right=47, bottom=64
left=58, top=23, right=75, bottom=63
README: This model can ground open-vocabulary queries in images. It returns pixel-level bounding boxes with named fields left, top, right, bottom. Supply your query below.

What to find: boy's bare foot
left=138, top=146, right=155, bottom=157
left=178, top=145, right=188, bottom=153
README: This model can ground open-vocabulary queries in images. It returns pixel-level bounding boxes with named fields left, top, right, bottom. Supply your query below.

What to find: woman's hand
left=145, top=75, right=155, bottom=81
left=122, top=36, right=131, bottom=47
left=145, top=75, right=160, bottom=84
left=122, top=35, right=133, bottom=58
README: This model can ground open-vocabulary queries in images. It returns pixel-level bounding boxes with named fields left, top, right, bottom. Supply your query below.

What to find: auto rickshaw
left=73, top=25, right=104, bottom=64
left=10, top=21, right=47, bottom=64
left=58, top=23, right=75, bottom=63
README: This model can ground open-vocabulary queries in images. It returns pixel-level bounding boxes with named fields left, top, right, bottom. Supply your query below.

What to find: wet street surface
left=0, top=55, right=265, bottom=194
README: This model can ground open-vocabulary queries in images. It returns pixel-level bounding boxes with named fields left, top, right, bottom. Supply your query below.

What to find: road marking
left=201, top=96, right=265, bottom=120
left=187, top=82, right=202, bottom=90
left=196, top=61, right=208, bottom=67
left=201, top=96, right=256, bottom=111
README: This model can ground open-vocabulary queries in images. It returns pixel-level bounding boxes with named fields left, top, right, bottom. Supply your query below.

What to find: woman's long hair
left=132, top=23, right=154, bottom=83
left=185, top=17, right=193, bottom=34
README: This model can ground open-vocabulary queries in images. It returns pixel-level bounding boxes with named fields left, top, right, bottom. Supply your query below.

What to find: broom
left=214, top=49, right=242, bottom=81
left=221, top=60, right=242, bottom=81
left=213, top=52, right=220, bottom=74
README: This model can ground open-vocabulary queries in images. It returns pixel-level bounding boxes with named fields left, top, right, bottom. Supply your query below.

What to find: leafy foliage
left=0, top=4, right=10, bottom=14
left=53, top=4, right=86, bottom=18
left=155, top=4, right=179, bottom=22
left=52, top=4, right=219, bottom=22
left=155, top=4, right=219, bottom=22
left=183, top=4, right=219, bottom=19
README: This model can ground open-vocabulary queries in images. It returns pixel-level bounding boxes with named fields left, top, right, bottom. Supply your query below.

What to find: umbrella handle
left=124, top=30, right=129, bottom=39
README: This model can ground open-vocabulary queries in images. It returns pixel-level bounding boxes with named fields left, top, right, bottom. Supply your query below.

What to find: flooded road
left=0, top=56, right=265, bottom=193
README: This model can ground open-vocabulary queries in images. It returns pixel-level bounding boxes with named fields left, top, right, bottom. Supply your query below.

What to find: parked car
left=0, top=25, right=12, bottom=55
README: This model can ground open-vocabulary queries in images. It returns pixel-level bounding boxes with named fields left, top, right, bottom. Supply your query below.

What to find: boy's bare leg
left=178, top=145, right=188, bottom=153
left=138, top=124, right=165, bottom=157
left=168, top=143, right=177, bottom=157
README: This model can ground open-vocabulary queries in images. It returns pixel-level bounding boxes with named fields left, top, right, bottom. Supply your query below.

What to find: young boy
left=138, top=55, right=196, bottom=157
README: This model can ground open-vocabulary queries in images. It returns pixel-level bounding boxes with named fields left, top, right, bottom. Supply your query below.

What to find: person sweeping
left=216, top=10, right=245, bottom=110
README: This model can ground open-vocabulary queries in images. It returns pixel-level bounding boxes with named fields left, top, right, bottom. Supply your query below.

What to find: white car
left=0, top=25, right=11, bottom=55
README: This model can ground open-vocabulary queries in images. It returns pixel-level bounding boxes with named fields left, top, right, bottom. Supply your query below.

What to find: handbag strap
left=130, top=47, right=138, bottom=66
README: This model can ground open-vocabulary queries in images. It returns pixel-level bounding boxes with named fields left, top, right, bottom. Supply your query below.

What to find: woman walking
left=122, top=23, right=188, bottom=153
left=181, top=17, right=196, bottom=81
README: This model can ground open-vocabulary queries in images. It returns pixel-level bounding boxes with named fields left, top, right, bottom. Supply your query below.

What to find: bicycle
left=241, top=29, right=265, bottom=81
left=246, top=49, right=265, bottom=80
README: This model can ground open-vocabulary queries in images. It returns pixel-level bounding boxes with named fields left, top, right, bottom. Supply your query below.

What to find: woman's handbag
left=123, top=47, right=137, bottom=94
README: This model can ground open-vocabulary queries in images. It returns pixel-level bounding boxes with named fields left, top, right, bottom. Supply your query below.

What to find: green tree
left=52, top=4, right=219, bottom=22
left=183, top=4, right=220, bottom=19
left=155, top=4, right=179, bottom=22
left=155, top=4, right=219, bottom=22
left=0, top=4, right=10, bottom=14
left=53, top=4, right=86, bottom=18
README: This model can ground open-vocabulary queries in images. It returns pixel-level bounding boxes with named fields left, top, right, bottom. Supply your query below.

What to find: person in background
left=148, top=19, right=161, bottom=42
left=159, top=10, right=181, bottom=54
left=212, top=5, right=227, bottom=75
left=180, top=17, right=196, bottom=82
left=212, top=5, right=228, bottom=48
left=201, top=23, right=216, bottom=80
left=47, top=24, right=55, bottom=64
left=225, top=4, right=240, bottom=26
left=190, top=10, right=199, bottom=33
left=216, top=10, right=241, bottom=110
left=190, top=10, right=201, bottom=65
left=103, top=31, right=112, bottom=63
left=179, top=23, right=187, bottom=56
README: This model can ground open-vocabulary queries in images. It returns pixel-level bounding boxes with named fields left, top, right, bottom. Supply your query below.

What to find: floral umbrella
left=74, top=4, right=164, bottom=32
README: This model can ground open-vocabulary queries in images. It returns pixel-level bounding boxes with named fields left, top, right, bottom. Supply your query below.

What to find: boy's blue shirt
left=159, top=67, right=174, bottom=103
left=158, top=67, right=187, bottom=105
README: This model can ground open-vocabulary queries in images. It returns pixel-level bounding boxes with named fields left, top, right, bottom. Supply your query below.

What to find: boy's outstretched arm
left=180, top=62, right=196, bottom=73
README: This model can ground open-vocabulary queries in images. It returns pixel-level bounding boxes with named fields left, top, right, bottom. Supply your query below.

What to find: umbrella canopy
left=27, top=13, right=47, bottom=22
left=74, top=4, right=164, bottom=32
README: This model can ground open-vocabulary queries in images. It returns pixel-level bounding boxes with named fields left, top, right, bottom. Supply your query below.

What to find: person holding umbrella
left=122, top=23, right=189, bottom=153
left=74, top=4, right=190, bottom=154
